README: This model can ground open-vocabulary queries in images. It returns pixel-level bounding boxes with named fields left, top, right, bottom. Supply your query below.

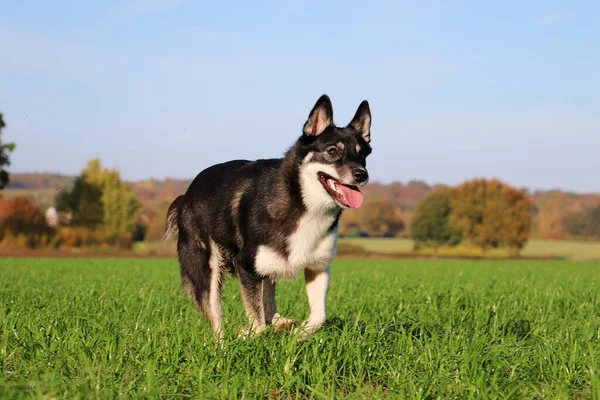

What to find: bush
left=411, top=187, right=461, bottom=250
left=57, top=227, right=133, bottom=249
left=0, top=196, right=54, bottom=248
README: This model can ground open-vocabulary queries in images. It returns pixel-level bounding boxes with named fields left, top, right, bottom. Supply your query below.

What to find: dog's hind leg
left=262, top=279, right=296, bottom=332
left=178, top=232, right=224, bottom=337
left=206, top=239, right=224, bottom=337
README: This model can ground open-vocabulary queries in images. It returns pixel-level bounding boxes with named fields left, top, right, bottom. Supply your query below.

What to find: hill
left=7, top=173, right=75, bottom=190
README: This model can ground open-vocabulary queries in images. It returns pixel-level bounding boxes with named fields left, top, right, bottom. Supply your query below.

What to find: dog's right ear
left=303, top=94, right=333, bottom=136
left=347, top=100, right=371, bottom=144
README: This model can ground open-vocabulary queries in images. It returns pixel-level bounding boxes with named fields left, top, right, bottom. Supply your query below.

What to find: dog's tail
left=162, top=195, right=184, bottom=241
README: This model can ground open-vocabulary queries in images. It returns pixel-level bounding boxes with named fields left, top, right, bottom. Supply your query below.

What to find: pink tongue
left=337, top=183, right=364, bottom=208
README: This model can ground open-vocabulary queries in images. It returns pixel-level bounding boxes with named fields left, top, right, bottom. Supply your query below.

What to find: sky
left=1, top=0, right=599, bottom=192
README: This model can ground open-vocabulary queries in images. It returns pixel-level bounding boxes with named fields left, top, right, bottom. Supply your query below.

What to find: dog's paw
left=235, top=324, right=266, bottom=339
left=272, top=313, right=296, bottom=333
left=291, top=318, right=325, bottom=340
left=291, top=325, right=313, bottom=341
left=235, top=326, right=252, bottom=340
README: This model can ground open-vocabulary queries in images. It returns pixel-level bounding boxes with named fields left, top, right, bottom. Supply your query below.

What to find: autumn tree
left=451, top=178, right=532, bottom=254
left=339, top=207, right=366, bottom=237
left=586, top=205, right=600, bottom=239
left=563, top=204, right=600, bottom=240
left=355, top=198, right=405, bottom=237
left=496, top=183, right=533, bottom=253
left=410, top=187, right=461, bottom=250
left=102, top=169, right=141, bottom=236
left=449, top=178, right=486, bottom=249
left=55, top=158, right=141, bottom=239
left=144, top=200, right=173, bottom=242
left=0, top=113, right=16, bottom=191
left=0, top=196, right=52, bottom=247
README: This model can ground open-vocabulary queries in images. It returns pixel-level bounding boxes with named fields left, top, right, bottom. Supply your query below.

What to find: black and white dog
left=164, top=95, right=372, bottom=338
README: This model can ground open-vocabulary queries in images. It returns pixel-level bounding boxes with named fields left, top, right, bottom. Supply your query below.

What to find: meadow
left=1, top=258, right=599, bottom=399
left=339, top=238, right=600, bottom=261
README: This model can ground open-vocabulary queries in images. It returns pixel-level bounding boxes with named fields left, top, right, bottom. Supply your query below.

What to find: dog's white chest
left=254, top=212, right=338, bottom=280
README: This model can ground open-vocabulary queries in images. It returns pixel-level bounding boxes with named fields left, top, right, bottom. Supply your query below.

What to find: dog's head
left=296, top=95, right=372, bottom=211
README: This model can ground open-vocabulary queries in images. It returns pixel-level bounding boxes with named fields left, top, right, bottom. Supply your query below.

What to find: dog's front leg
left=237, top=268, right=267, bottom=336
left=296, top=266, right=330, bottom=337
left=263, top=279, right=296, bottom=332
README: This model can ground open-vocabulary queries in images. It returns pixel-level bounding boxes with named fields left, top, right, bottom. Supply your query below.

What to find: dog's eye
left=327, top=147, right=338, bottom=156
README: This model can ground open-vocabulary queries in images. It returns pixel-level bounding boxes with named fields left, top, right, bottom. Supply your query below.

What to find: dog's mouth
left=318, top=172, right=364, bottom=209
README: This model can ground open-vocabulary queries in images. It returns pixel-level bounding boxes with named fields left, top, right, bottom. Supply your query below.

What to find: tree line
left=0, top=109, right=597, bottom=251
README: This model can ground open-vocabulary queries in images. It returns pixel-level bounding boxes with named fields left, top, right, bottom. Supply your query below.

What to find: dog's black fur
left=164, top=95, right=372, bottom=337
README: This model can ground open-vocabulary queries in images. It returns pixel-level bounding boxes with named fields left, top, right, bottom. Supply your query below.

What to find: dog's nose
left=352, top=168, right=369, bottom=183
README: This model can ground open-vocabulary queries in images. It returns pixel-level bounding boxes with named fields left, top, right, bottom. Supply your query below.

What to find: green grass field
left=1, top=258, right=599, bottom=399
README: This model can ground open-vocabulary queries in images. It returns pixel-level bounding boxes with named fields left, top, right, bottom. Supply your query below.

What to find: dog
left=163, top=94, right=372, bottom=338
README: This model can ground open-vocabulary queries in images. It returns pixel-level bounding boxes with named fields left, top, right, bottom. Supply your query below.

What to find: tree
left=564, top=204, right=600, bottom=240
left=0, top=196, right=52, bottom=248
left=451, top=178, right=532, bottom=255
left=562, top=211, right=587, bottom=238
left=497, top=184, right=533, bottom=254
left=355, top=198, right=405, bottom=237
left=55, top=176, right=104, bottom=227
left=144, top=200, right=172, bottom=242
left=101, top=169, right=141, bottom=236
left=410, top=187, right=461, bottom=250
left=586, top=205, right=600, bottom=239
left=450, top=178, right=489, bottom=249
left=54, top=158, right=141, bottom=239
left=0, top=113, right=16, bottom=191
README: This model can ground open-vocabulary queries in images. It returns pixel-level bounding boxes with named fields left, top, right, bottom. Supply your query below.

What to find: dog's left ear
left=347, top=100, right=371, bottom=143
left=303, top=94, right=334, bottom=136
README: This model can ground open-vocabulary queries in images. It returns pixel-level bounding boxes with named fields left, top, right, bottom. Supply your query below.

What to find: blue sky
left=1, top=0, right=599, bottom=192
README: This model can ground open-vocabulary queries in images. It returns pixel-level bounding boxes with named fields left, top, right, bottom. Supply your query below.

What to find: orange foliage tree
left=352, top=198, right=405, bottom=238
left=144, top=200, right=172, bottom=242
left=450, top=178, right=532, bottom=254
left=0, top=196, right=53, bottom=248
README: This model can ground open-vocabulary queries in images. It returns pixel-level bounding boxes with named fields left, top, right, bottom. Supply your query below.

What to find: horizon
left=1, top=1, right=599, bottom=192
left=8, top=169, right=600, bottom=196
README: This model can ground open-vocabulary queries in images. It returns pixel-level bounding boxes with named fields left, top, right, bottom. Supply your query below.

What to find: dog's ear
left=303, top=94, right=333, bottom=136
left=347, top=100, right=371, bottom=143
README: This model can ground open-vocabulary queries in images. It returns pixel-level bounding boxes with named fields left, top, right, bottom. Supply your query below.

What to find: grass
left=339, top=238, right=600, bottom=260
left=1, top=258, right=600, bottom=399
left=521, top=240, right=600, bottom=261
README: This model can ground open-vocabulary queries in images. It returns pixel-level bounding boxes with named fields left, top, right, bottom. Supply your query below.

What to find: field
left=339, top=238, right=600, bottom=261
left=1, top=258, right=599, bottom=399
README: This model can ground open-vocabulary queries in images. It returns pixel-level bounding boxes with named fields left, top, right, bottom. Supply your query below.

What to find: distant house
left=45, top=206, right=72, bottom=227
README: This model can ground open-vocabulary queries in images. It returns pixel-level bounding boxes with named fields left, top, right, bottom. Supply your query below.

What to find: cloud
left=128, top=0, right=188, bottom=17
